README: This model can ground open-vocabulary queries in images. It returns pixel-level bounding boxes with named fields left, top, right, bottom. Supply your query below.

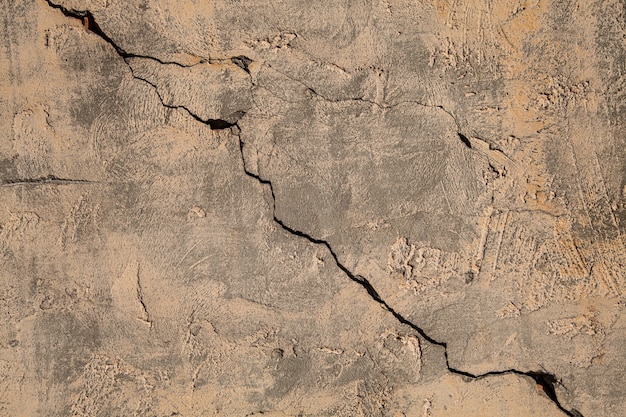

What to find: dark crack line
left=45, top=0, right=249, bottom=128
left=129, top=70, right=241, bottom=129
left=45, top=0, right=192, bottom=67
left=135, top=264, right=153, bottom=328
left=43, top=2, right=583, bottom=416
left=264, top=64, right=473, bottom=151
left=2, top=175, right=94, bottom=187
left=457, top=132, right=472, bottom=149
left=45, top=0, right=133, bottom=59
left=44, top=0, right=252, bottom=69
left=235, top=133, right=581, bottom=417
left=231, top=55, right=253, bottom=74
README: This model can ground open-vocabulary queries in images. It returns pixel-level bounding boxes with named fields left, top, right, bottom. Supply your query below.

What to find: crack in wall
left=235, top=129, right=582, bottom=417
left=1, top=174, right=94, bottom=187
left=42, top=2, right=584, bottom=416
left=135, top=263, right=152, bottom=328
left=457, top=132, right=472, bottom=149
left=44, top=0, right=254, bottom=69
left=124, top=60, right=244, bottom=129
left=265, top=64, right=474, bottom=150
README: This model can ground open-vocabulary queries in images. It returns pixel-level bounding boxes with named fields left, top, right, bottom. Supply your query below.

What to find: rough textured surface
left=2, top=0, right=625, bottom=415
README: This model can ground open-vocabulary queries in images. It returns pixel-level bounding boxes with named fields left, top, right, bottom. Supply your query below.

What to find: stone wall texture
left=2, top=1, right=626, bottom=416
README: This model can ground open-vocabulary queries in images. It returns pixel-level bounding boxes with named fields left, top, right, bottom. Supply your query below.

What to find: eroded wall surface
left=1, top=0, right=625, bottom=416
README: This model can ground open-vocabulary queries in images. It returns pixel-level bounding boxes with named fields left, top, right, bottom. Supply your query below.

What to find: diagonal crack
left=235, top=129, right=582, bottom=417
left=42, top=2, right=583, bottom=416
left=126, top=66, right=243, bottom=129
left=44, top=0, right=253, bottom=68
left=46, top=0, right=249, bottom=128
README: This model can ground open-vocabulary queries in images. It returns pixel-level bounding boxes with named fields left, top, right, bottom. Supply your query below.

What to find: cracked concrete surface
left=2, top=0, right=626, bottom=415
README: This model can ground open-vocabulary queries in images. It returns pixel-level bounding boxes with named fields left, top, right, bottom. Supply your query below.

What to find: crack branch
left=267, top=64, right=473, bottom=150
left=136, top=264, right=152, bottom=328
left=2, top=175, right=94, bottom=187
left=128, top=69, right=242, bottom=129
